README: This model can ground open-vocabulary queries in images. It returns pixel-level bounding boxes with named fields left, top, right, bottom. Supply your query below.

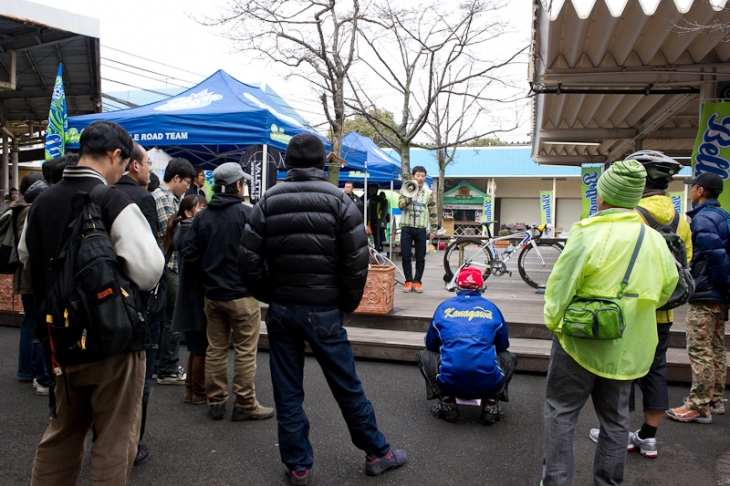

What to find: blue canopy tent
left=66, top=70, right=366, bottom=198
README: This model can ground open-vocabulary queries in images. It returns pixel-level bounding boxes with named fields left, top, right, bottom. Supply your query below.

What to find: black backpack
left=634, top=206, right=694, bottom=311
left=41, top=185, right=147, bottom=372
left=0, top=207, right=20, bottom=274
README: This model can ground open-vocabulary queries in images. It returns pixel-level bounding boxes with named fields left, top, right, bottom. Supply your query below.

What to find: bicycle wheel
left=517, top=240, right=563, bottom=289
left=443, top=238, right=493, bottom=283
left=373, top=252, right=406, bottom=285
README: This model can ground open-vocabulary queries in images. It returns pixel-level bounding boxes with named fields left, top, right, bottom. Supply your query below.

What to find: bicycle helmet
left=624, top=150, right=683, bottom=189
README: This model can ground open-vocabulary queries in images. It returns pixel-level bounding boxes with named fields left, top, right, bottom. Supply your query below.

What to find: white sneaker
left=589, top=427, right=656, bottom=457
left=156, top=366, right=186, bottom=385
left=32, top=378, right=38, bottom=389
left=36, top=384, right=49, bottom=396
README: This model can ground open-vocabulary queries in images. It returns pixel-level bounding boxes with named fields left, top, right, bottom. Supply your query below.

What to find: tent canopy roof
left=67, top=70, right=366, bottom=166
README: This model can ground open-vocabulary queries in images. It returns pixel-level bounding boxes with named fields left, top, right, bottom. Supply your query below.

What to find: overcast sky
left=31, top=0, right=534, bottom=143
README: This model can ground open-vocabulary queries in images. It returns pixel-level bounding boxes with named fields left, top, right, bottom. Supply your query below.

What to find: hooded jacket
left=544, top=209, right=678, bottom=380
left=636, top=194, right=693, bottom=323
left=239, top=167, right=368, bottom=313
left=425, top=290, right=509, bottom=397
left=686, top=198, right=730, bottom=303
left=182, top=192, right=252, bottom=301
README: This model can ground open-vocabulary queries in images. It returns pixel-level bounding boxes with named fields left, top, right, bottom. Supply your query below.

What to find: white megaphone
left=401, top=180, right=419, bottom=197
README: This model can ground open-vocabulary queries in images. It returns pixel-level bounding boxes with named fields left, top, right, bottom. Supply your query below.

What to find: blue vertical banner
left=45, top=63, right=67, bottom=161
left=580, top=166, right=601, bottom=219
left=540, top=191, right=553, bottom=227
left=481, top=195, right=493, bottom=236
left=670, top=191, right=685, bottom=216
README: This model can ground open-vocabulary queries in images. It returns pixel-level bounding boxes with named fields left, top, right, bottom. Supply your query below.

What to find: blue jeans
left=266, top=302, right=390, bottom=470
left=156, top=270, right=180, bottom=376
left=18, top=294, right=51, bottom=386
left=401, top=226, right=427, bottom=283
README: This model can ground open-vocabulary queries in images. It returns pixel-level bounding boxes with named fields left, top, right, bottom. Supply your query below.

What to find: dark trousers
left=19, top=294, right=51, bottom=387
left=416, top=348, right=516, bottom=401
left=630, top=323, right=671, bottom=412
left=401, top=226, right=427, bottom=283
left=542, top=338, right=631, bottom=486
left=266, top=302, right=390, bottom=470
left=139, top=319, right=160, bottom=443
left=156, top=269, right=180, bottom=376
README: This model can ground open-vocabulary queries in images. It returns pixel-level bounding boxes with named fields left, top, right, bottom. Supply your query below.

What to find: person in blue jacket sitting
left=416, top=266, right=517, bottom=424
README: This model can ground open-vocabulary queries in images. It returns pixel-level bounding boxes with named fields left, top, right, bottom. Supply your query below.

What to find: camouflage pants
left=685, top=302, right=727, bottom=411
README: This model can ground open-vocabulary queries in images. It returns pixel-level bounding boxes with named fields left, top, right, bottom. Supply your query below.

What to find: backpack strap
left=618, top=225, right=645, bottom=299
left=89, top=184, right=115, bottom=207
left=634, top=205, right=680, bottom=233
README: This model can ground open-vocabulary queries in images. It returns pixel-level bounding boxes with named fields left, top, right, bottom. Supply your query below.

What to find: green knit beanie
left=597, top=160, right=647, bottom=209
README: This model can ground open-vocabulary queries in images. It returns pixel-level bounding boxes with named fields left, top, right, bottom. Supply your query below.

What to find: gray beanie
left=213, top=162, right=250, bottom=186
left=596, top=160, right=647, bottom=209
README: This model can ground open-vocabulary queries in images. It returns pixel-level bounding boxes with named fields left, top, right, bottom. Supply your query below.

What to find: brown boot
left=183, top=354, right=194, bottom=403
left=191, top=354, right=207, bottom=405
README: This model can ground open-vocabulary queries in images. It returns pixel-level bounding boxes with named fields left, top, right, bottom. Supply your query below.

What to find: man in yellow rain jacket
left=588, top=151, right=691, bottom=459
left=541, top=160, right=678, bottom=486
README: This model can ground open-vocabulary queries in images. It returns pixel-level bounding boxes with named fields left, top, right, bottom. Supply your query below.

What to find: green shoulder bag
left=561, top=225, right=645, bottom=340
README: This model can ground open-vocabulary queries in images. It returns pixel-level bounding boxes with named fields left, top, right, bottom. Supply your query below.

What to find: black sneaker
left=480, top=398, right=504, bottom=425
left=285, top=468, right=311, bottom=485
left=431, top=399, right=460, bottom=422
left=210, top=403, right=226, bottom=421
left=133, top=443, right=150, bottom=467
left=365, top=449, right=406, bottom=476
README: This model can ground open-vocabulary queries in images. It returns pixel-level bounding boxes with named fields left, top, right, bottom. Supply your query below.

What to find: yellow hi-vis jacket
left=544, top=208, right=679, bottom=380
left=636, top=195, right=692, bottom=324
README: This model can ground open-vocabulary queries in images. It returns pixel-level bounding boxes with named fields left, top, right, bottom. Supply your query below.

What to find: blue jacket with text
left=425, top=290, right=509, bottom=397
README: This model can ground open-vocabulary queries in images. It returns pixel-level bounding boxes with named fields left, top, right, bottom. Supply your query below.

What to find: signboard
left=581, top=166, right=601, bottom=219
left=691, top=100, right=730, bottom=209
left=670, top=191, right=685, bottom=216
left=540, top=191, right=553, bottom=227
left=481, top=195, right=493, bottom=235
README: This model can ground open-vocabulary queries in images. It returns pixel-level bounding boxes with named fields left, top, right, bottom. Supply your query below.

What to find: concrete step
left=342, top=309, right=730, bottom=350
left=257, top=323, right=729, bottom=385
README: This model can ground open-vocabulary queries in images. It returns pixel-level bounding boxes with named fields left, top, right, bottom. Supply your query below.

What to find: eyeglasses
left=182, top=178, right=192, bottom=186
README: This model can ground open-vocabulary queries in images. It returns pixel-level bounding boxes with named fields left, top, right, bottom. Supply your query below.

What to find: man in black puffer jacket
left=667, top=172, right=730, bottom=424
left=239, top=133, right=406, bottom=486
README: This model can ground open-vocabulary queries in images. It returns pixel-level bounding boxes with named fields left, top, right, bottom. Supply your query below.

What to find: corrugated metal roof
left=384, top=145, right=692, bottom=177
left=530, top=0, right=730, bottom=166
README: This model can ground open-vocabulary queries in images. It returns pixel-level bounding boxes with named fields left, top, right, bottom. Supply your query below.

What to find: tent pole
left=261, top=144, right=269, bottom=196
left=389, top=180, right=394, bottom=260
left=364, top=171, right=369, bottom=241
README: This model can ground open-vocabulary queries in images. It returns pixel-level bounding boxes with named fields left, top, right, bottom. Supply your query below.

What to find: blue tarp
left=66, top=70, right=366, bottom=167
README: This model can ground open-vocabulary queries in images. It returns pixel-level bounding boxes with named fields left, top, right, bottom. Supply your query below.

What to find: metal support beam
left=0, top=51, right=17, bottom=90
left=606, top=94, right=698, bottom=163
left=539, top=127, right=699, bottom=141
left=533, top=155, right=607, bottom=165
left=0, top=85, right=98, bottom=100
left=1, top=124, right=8, bottom=197
left=11, top=138, right=18, bottom=192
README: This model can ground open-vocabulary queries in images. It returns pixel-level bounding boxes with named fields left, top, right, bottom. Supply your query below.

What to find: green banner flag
left=481, top=195, right=493, bottom=235
left=540, top=191, right=553, bottom=227
left=44, top=63, right=67, bottom=161
left=580, top=166, right=602, bottom=219
left=670, top=192, right=685, bottom=216
left=691, top=100, right=730, bottom=209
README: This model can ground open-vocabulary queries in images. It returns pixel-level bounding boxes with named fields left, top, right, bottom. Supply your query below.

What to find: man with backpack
left=667, top=172, right=730, bottom=424
left=19, top=120, right=164, bottom=485
left=588, top=151, right=692, bottom=458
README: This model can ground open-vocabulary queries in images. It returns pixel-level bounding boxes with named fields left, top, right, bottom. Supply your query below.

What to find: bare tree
left=346, top=0, right=527, bottom=181
left=200, top=0, right=361, bottom=184
left=418, top=73, right=521, bottom=226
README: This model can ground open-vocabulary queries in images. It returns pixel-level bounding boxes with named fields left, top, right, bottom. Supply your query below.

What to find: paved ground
left=1, top=326, right=729, bottom=485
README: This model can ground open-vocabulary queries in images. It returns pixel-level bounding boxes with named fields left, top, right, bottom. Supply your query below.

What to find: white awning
left=530, top=0, right=730, bottom=166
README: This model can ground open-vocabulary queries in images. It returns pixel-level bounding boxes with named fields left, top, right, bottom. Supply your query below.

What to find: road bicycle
left=443, top=222, right=563, bottom=290
left=367, top=244, right=406, bottom=285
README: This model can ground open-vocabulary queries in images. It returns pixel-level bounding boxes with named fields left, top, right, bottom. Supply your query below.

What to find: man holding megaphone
left=399, top=166, right=438, bottom=293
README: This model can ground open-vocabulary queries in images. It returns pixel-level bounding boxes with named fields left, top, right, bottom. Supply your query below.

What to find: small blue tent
left=66, top=70, right=366, bottom=167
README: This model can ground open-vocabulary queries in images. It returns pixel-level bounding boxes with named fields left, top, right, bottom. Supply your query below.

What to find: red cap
left=456, top=267, right=484, bottom=290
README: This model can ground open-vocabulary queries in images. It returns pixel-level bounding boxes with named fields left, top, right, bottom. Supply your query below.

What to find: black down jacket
left=239, top=167, right=368, bottom=313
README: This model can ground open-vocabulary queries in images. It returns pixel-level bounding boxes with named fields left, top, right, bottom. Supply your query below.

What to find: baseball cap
left=213, top=162, right=250, bottom=185
left=684, top=172, right=724, bottom=195
left=456, top=266, right=484, bottom=291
